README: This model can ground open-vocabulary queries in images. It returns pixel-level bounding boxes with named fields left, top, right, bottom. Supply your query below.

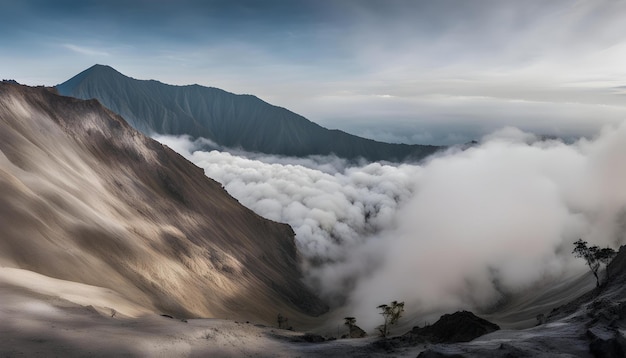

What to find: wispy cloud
left=4, top=1, right=626, bottom=144
left=62, top=44, right=111, bottom=57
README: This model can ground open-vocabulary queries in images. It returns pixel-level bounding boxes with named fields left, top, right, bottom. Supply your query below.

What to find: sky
left=3, top=0, right=626, bottom=144
left=4, top=0, right=626, bottom=329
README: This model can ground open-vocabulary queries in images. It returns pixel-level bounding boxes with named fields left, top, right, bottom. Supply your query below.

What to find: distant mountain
left=57, top=65, right=440, bottom=162
left=0, top=82, right=327, bottom=322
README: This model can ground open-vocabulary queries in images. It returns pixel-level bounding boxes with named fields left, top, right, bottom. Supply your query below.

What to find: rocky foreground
left=3, top=246, right=626, bottom=358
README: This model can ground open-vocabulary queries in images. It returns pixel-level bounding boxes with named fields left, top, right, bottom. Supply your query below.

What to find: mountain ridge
left=0, top=81, right=327, bottom=323
left=57, top=64, right=441, bottom=162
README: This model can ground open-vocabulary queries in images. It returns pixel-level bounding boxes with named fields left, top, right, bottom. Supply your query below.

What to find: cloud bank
left=156, top=124, right=626, bottom=329
left=157, top=134, right=418, bottom=265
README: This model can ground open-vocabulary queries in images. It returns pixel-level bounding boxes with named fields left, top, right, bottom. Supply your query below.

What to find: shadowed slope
left=0, top=83, right=327, bottom=323
left=57, top=65, right=440, bottom=162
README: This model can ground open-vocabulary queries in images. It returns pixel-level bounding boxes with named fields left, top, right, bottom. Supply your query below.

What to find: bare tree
left=572, top=239, right=616, bottom=287
left=277, top=313, right=287, bottom=329
left=377, top=301, right=404, bottom=337
left=344, top=317, right=356, bottom=332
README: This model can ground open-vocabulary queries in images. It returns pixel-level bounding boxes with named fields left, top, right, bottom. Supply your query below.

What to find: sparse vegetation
left=536, top=313, right=545, bottom=325
left=377, top=300, right=404, bottom=337
left=341, top=316, right=366, bottom=338
left=572, top=239, right=616, bottom=287
left=344, top=316, right=356, bottom=334
left=203, top=328, right=219, bottom=340
left=277, top=313, right=290, bottom=329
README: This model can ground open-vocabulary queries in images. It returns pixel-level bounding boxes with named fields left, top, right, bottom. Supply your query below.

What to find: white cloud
left=157, top=122, right=626, bottom=330
left=155, top=134, right=420, bottom=266
left=7, top=1, right=626, bottom=147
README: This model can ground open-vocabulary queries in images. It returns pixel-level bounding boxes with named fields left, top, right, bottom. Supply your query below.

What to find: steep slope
left=56, top=65, right=440, bottom=162
left=0, top=82, right=327, bottom=323
left=406, top=247, right=626, bottom=357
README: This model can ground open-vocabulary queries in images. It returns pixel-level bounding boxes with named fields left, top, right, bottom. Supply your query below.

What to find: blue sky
left=3, top=0, right=626, bottom=145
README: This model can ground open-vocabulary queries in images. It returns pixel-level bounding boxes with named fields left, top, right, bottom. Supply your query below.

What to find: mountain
left=0, top=82, right=327, bottom=323
left=56, top=65, right=440, bottom=162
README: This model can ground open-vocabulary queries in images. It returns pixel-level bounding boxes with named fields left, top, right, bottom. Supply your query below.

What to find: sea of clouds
left=155, top=123, right=626, bottom=329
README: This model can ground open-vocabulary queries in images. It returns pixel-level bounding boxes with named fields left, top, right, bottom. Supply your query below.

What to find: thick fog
left=156, top=125, right=626, bottom=329
left=156, top=135, right=418, bottom=267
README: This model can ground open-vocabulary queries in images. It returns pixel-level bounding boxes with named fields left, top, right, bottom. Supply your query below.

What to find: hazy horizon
left=3, top=0, right=626, bottom=145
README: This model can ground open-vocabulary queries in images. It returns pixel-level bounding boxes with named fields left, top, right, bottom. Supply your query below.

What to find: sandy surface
left=0, top=271, right=601, bottom=357
left=0, top=266, right=604, bottom=357
left=0, top=272, right=421, bottom=358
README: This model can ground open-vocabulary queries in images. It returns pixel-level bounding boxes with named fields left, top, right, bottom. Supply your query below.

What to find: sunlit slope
left=57, top=65, right=440, bottom=162
left=0, top=83, right=327, bottom=323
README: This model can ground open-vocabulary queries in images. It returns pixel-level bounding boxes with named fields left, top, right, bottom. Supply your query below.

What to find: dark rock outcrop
left=606, top=245, right=626, bottom=287
left=410, top=311, right=500, bottom=343
left=417, top=350, right=465, bottom=358
left=587, top=327, right=626, bottom=358
left=342, top=324, right=367, bottom=339
left=348, top=324, right=367, bottom=338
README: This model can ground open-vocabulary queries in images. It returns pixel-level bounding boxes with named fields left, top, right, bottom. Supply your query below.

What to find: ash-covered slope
left=56, top=65, right=440, bottom=162
left=0, top=82, right=327, bottom=323
left=406, top=247, right=626, bottom=357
